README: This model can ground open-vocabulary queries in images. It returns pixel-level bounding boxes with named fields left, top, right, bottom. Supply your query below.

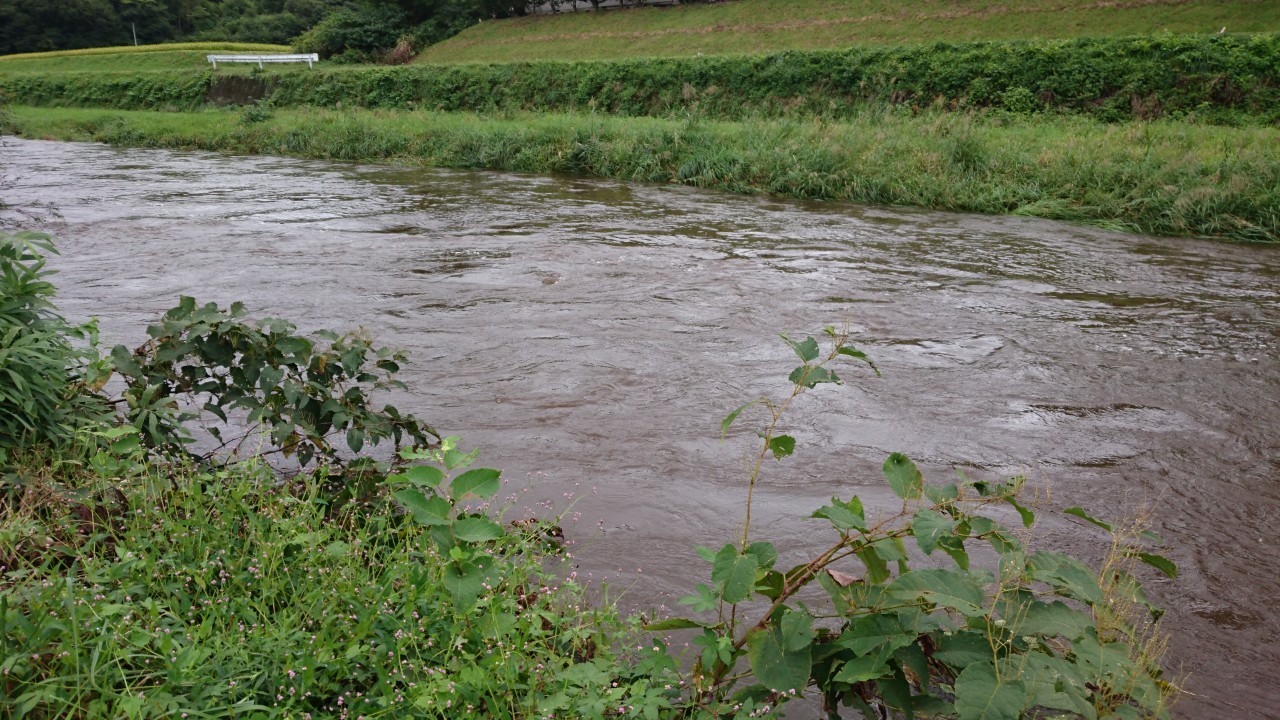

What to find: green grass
left=420, top=0, right=1280, bottom=63
left=8, top=104, right=1276, bottom=242
left=8, top=34, right=1275, bottom=124
left=0, top=449, right=657, bottom=719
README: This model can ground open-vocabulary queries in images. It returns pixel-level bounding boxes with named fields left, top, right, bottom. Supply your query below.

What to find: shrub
left=292, top=5, right=409, bottom=62
left=636, top=328, right=1178, bottom=718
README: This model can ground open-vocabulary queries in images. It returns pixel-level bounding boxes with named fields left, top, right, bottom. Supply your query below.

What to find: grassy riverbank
left=421, top=0, right=1280, bottom=63
left=8, top=104, right=1277, bottom=242
left=5, top=34, right=1278, bottom=125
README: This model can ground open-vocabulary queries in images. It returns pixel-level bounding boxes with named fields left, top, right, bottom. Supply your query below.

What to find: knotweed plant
left=645, top=329, right=1179, bottom=719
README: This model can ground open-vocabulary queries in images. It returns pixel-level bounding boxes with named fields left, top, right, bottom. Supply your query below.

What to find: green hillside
left=419, top=0, right=1280, bottom=63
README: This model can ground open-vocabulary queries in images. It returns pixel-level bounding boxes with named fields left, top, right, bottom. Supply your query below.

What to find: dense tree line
left=0, top=0, right=717, bottom=58
left=0, top=0, right=358, bottom=53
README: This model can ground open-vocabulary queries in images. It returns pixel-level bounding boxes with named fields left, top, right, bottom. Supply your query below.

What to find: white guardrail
left=207, top=53, right=319, bottom=70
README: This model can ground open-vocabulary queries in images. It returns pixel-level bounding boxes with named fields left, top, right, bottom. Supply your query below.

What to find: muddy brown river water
left=4, top=138, right=1279, bottom=718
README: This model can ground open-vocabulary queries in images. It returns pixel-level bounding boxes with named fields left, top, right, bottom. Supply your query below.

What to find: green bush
left=292, top=5, right=410, bottom=62
left=641, top=329, right=1176, bottom=718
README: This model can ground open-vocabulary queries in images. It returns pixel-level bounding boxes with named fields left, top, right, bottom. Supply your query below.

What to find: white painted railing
left=207, top=54, right=319, bottom=70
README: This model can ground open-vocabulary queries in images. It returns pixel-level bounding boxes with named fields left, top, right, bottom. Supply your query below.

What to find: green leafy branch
left=655, top=331, right=1178, bottom=720
left=108, top=295, right=439, bottom=468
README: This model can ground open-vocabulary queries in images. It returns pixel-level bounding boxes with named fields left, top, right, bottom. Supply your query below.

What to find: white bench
left=207, top=53, right=319, bottom=70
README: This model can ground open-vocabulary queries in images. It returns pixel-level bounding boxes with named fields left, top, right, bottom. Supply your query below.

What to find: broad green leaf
left=911, top=694, right=956, bottom=716
left=954, top=662, right=1026, bottom=720
left=451, top=467, right=501, bottom=500
left=933, top=630, right=993, bottom=670
left=782, top=334, right=821, bottom=362
left=712, top=545, right=759, bottom=605
left=894, top=643, right=929, bottom=688
left=912, top=508, right=956, bottom=555
left=479, top=612, right=517, bottom=639
left=452, top=517, right=504, bottom=543
left=1064, top=506, right=1112, bottom=532
left=925, top=483, right=960, bottom=504
left=404, top=465, right=444, bottom=488
left=938, top=536, right=971, bottom=570
left=789, top=364, right=840, bottom=388
left=872, top=536, right=909, bottom=562
left=442, top=442, right=480, bottom=471
left=836, top=345, right=880, bottom=376
left=442, top=555, right=497, bottom=609
left=886, top=569, right=986, bottom=617
left=756, top=570, right=785, bottom=600
left=1072, top=628, right=1136, bottom=679
left=393, top=488, right=452, bottom=526
left=838, top=614, right=915, bottom=656
left=346, top=428, right=365, bottom=453
left=1009, top=599, right=1094, bottom=641
left=833, top=653, right=894, bottom=684
left=1007, top=497, right=1035, bottom=528
left=1028, top=552, right=1104, bottom=605
left=876, top=672, right=915, bottom=717
left=812, top=496, right=866, bottom=531
left=746, top=624, right=811, bottom=694
left=883, top=453, right=923, bottom=500
left=744, top=541, right=778, bottom=569
left=1134, top=551, right=1178, bottom=578
left=857, top=544, right=890, bottom=584
left=780, top=607, right=816, bottom=652
left=1005, top=653, right=1096, bottom=720
left=720, top=400, right=760, bottom=438
left=643, top=618, right=716, bottom=631
left=677, top=583, right=719, bottom=613
left=768, top=434, right=796, bottom=460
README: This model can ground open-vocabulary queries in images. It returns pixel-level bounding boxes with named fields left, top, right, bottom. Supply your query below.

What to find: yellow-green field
left=420, top=0, right=1280, bottom=63
left=0, top=43, right=291, bottom=73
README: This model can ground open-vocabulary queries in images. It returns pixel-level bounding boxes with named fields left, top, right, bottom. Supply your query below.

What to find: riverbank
left=7, top=105, right=1277, bottom=242
left=5, top=34, right=1278, bottom=125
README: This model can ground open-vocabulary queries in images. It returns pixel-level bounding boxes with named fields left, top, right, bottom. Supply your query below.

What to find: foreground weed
left=1, top=451, right=643, bottom=719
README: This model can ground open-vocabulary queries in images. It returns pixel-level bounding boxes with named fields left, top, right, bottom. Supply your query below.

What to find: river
left=4, top=138, right=1278, bottom=718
